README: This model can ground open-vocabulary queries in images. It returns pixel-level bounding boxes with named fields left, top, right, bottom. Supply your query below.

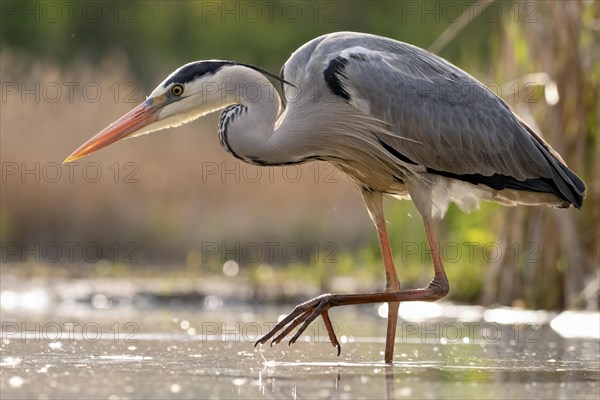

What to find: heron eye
left=171, top=84, right=184, bottom=96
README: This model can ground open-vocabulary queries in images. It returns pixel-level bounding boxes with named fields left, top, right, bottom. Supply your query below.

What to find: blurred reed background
left=1, top=0, right=597, bottom=309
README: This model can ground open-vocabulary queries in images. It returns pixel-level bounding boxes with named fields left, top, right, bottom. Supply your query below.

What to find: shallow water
left=1, top=300, right=598, bottom=400
left=1, top=278, right=599, bottom=399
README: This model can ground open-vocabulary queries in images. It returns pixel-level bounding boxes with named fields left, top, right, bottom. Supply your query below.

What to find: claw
left=321, top=310, right=341, bottom=356
left=254, top=294, right=342, bottom=357
left=289, top=303, right=324, bottom=344
left=270, top=307, right=312, bottom=345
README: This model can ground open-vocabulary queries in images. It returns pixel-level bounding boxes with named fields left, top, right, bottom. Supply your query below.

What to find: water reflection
left=385, top=366, right=395, bottom=400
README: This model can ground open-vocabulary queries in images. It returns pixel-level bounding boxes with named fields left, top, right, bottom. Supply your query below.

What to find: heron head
left=64, top=60, right=241, bottom=163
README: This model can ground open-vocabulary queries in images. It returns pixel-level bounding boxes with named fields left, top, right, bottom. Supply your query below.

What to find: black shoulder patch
left=163, top=61, right=233, bottom=87
left=324, top=56, right=350, bottom=100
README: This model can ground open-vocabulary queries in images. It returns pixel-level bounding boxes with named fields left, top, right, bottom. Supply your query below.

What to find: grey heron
left=65, top=32, right=585, bottom=363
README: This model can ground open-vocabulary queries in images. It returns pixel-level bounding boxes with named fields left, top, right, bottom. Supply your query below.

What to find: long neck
left=216, top=67, right=314, bottom=166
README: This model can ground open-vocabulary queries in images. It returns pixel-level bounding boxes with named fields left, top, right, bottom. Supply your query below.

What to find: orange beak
left=64, top=99, right=161, bottom=163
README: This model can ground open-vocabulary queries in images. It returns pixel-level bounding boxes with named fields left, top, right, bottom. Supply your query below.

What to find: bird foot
left=254, top=293, right=341, bottom=356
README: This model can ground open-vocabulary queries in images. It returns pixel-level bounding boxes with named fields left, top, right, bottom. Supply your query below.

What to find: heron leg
left=360, top=190, right=401, bottom=362
left=422, top=218, right=448, bottom=294
left=373, top=212, right=400, bottom=364
left=254, top=216, right=449, bottom=360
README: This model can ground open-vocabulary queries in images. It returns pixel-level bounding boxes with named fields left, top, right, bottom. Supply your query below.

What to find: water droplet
left=91, top=294, right=112, bottom=309
left=48, top=342, right=62, bottom=350
left=223, top=260, right=239, bottom=277
left=204, top=295, right=222, bottom=310
left=232, top=377, right=247, bottom=386
left=9, top=376, right=24, bottom=388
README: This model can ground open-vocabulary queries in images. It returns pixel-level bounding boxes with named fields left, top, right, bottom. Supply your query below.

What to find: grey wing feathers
left=308, top=32, right=585, bottom=208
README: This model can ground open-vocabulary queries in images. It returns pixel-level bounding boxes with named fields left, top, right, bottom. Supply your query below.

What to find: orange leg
left=255, top=216, right=449, bottom=362
left=373, top=213, right=400, bottom=363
